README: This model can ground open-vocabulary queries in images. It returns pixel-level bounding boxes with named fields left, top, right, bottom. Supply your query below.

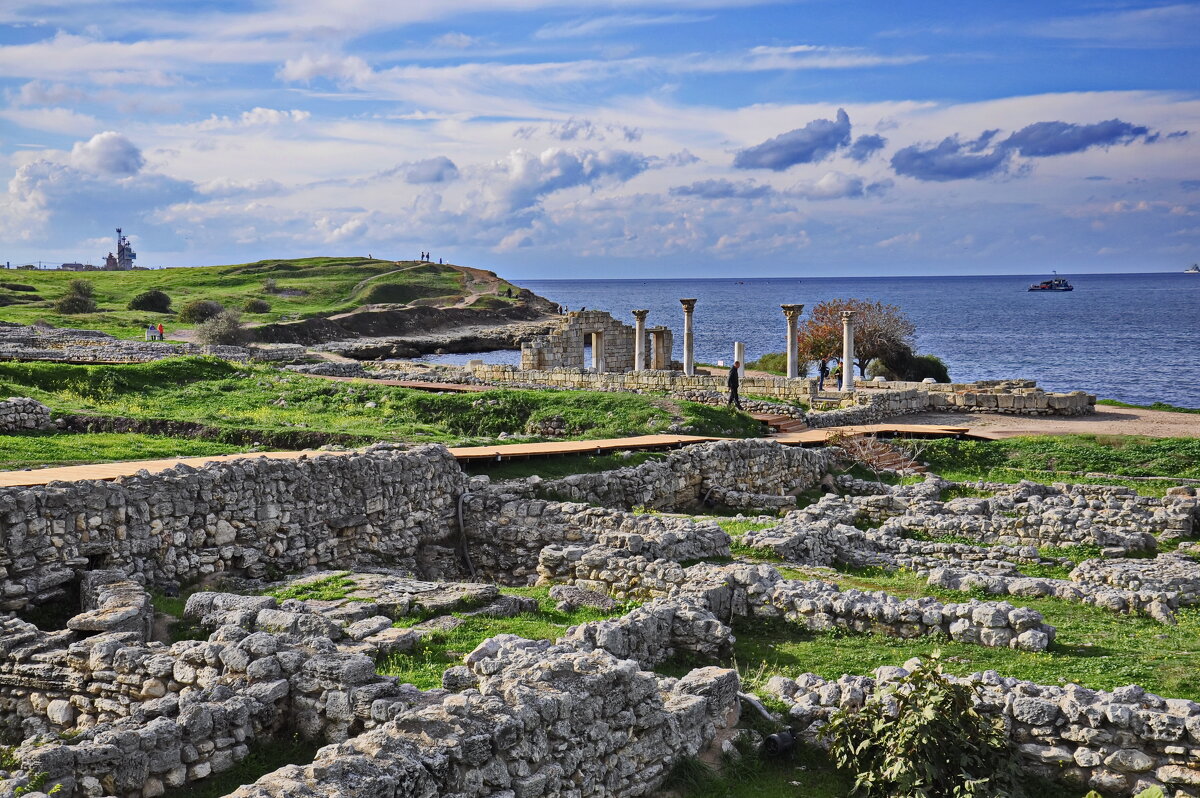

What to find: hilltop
left=0, top=257, right=551, bottom=340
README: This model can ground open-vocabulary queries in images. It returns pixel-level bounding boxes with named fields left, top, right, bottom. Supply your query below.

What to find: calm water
left=422, top=273, right=1200, bottom=408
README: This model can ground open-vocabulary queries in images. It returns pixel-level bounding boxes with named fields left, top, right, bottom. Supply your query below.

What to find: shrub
left=178, top=299, right=225, bottom=324
left=66, top=279, right=93, bottom=298
left=127, top=289, right=172, bottom=313
left=823, top=653, right=1021, bottom=797
left=54, top=293, right=96, bottom=314
left=0, top=283, right=36, bottom=291
left=869, top=350, right=950, bottom=382
left=262, top=278, right=278, bottom=293
left=194, top=310, right=246, bottom=346
left=243, top=297, right=271, bottom=313
left=746, top=352, right=808, bottom=377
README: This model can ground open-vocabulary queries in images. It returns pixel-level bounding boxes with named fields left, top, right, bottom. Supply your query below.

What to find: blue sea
left=421, top=273, right=1200, bottom=408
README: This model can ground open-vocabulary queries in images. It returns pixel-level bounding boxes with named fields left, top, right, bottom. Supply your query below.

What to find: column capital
left=840, top=309, right=857, bottom=322
left=780, top=303, right=804, bottom=321
left=679, top=298, right=697, bottom=313
left=631, top=309, right=650, bottom=321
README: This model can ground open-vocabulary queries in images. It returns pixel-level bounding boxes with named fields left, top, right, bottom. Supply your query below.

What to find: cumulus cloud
left=276, top=54, right=372, bottom=86
left=69, top=131, right=144, bottom=175
left=402, top=156, right=459, bottom=184
left=196, top=107, right=311, bottom=130
left=789, top=171, right=866, bottom=200
left=515, top=118, right=642, bottom=143
left=847, top=134, right=887, bottom=162
left=891, top=132, right=1010, bottom=182
left=1001, top=119, right=1151, bottom=156
left=733, top=108, right=851, bottom=171
left=495, top=147, right=650, bottom=212
left=11, top=80, right=86, bottom=106
left=670, top=179, right=773, bottom=199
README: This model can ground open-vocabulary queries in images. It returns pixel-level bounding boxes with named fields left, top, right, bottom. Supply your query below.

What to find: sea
left=417, top=272, right=1200, bottom=408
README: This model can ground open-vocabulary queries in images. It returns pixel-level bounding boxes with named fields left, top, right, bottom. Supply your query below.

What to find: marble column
left=733, top=342, right=745, bottom=378
left=841, top=310, right=856, bottom=392
left=632, top=309, right=649, bottom=372
left=781, top=304, right=804, bottom=379
left=680, top=299, right=697, bottom=376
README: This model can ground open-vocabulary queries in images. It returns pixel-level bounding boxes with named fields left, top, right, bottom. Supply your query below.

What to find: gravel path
left=896, top=405, right=1200, bottom=438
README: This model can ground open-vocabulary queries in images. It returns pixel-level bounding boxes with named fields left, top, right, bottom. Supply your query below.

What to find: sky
left=0, top=1, right=1197, bottom=278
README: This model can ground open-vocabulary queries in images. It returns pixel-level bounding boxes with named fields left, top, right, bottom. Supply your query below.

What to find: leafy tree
left=869, top=351, right=951, bottom=382
left=824, top=653, right=1023, bottom=798
left=799, top=299, right=916, bottom=378
left=127, top=289, right=172, bottom=313
left=178, top=299, right=225, bottom=324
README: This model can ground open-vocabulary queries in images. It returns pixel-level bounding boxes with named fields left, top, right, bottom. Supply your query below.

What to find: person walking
left=727, top=360, right=743, bottom=410
left=156, top=322, right=165, bottom=341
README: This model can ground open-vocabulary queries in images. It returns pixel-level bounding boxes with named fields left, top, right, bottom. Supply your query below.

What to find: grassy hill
left=0, top=257, right=525, bottom=339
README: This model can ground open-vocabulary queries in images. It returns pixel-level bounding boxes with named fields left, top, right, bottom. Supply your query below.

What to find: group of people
left=418, top=252, right=444, bottom=264
left=144, top=323, right=165, bottom=341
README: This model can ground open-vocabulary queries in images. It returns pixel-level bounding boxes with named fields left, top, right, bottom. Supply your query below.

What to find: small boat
left=1028, top=275, right=1073, bottom=291
left=1186, top=264, right=1199, bottom=274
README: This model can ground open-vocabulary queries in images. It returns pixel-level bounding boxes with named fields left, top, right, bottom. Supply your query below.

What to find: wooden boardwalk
left=0, top=424, right=980, bottom=489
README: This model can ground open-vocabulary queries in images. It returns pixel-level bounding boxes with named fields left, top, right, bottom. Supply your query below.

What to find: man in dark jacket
left=727, top=361, right=743, bottom=410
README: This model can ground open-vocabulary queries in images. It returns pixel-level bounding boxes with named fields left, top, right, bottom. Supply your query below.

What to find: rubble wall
left=0, top=446, right=466, bottom=613
left=0, top=397, right=51, bottom=432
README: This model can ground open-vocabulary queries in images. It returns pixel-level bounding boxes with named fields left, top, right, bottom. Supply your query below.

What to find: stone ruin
left=0, top=322, right=304, bottom=365
left=519, top=310, right=673, bottom=372
left=0, top=439, right=1196, bottom=796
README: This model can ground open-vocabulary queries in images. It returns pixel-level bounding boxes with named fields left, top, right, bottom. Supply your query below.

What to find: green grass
left=732, top=567, right=1200, bottom=701
left=0, top=257, right=524, bottom=338
left=265, top=572, right=361, bottom=602
left=375, top=586, right=635, bottom=689
left=914, top=435, right=1200, bottom=483
left=0, top=431, right=241, bottom=470
left=0, top=358, right=760, bottom=448
left=1097, top=398, right=1200, bottom=414
left=462, top=451, right=667, bottom=481
left=160, top=735, right=319, bottom=798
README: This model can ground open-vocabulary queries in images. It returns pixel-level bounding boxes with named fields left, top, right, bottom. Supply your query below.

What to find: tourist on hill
left=157, top=323, right=165, bottom=341
left=727, top=361, right=743, bottom=410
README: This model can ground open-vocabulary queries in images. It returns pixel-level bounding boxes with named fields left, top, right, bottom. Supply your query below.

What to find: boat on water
left=1186, top=264, right=1199, bottom=274
left=1028, top=276, right=1074, bottom=292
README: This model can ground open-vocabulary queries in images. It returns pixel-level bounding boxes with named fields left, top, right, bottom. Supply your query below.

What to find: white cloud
left=70, top=131, right=144, bottom=175
left=534, top=13, right=711, bottom=39
left=276, top=54, right=373, bottom=85
left=432, top=32, right=477, bottom=49
left=875, top=231, right=921, bottom=248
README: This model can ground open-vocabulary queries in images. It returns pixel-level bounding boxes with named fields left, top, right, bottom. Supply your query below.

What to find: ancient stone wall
left=0, top=446, right=466, bottom=614
left=767, top=665, right=1200, bottom=798
left=520, top=309, right=640, bottom=371
left=492, top=439, right=835, bottom=512
left=0, top=323, right=304, bottom=364
left=0, top=397, right=51, bottom=432
left=538, top=548, right=1055, bottom=652
left=470, top=363, right=1096, bottom=417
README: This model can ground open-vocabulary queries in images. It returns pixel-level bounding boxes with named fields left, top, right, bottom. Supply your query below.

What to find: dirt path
left=896, top=405, right=1200, bottom=439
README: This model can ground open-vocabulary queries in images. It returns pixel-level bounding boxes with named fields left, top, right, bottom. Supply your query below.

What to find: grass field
left=0, top=431, right=241, bottom=469
left=912, top=434, right=1200, bottom=484
left=0, top=257, right=521, bottom=338
left=0, top=358, right=760, bottom=455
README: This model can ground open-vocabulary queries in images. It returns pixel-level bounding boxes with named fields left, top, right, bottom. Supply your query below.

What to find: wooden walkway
left=0, top=424, right=981, bottom=489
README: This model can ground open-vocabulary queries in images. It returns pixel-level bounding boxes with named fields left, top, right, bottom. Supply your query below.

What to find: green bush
left=177, top=299, right=225, bottom=323
left=194, top=310, right=246, bottom=346
left=243, top=298, right=271, bottom=313
left=66, top=279, right=93, bottom=298
left=54, top=293, right=96, bottom=314
left=127, top=289, right=171, bottom=313
left=746, top=352, right=807, bottom=377
left=824, top=653, right=1021, bottom=797
left=869, top=350, right=950, bottom=382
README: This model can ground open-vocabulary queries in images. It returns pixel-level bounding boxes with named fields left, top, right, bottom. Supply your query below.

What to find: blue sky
left=0, top=1, right=1197, bottom=277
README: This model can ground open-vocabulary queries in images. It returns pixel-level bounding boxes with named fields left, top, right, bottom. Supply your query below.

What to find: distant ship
left=1028, top=276, right=1074, bottom=292
left=1186, top=264, right=1199, bottom=274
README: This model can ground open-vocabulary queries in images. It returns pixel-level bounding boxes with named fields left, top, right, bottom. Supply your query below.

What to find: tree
left=798, top=299, right=916, bottom=378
